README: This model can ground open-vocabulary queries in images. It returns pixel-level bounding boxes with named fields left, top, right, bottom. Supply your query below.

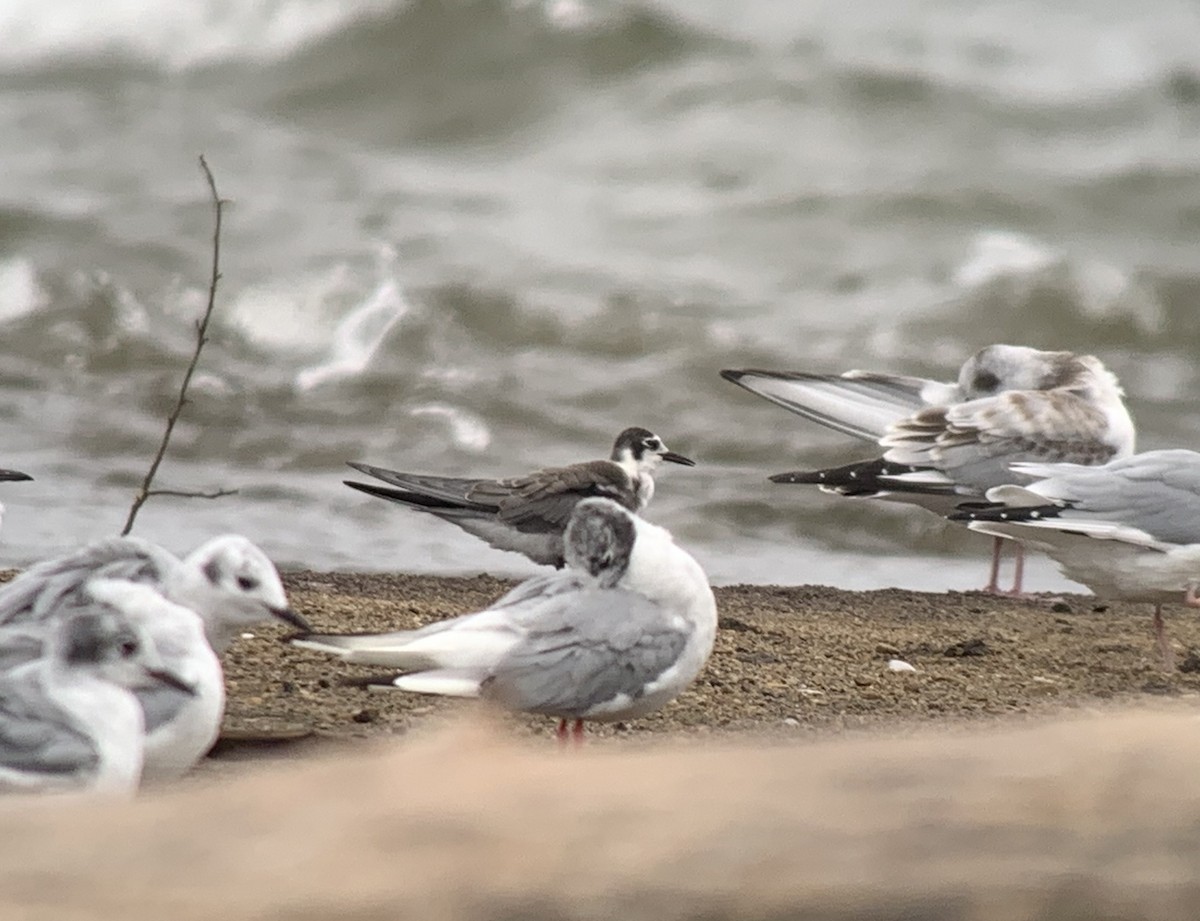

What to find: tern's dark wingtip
left=769, top=471, right=817, bottom=484
left=0, top=469, right=32, bottom=482
left=718, top=369, right=746, bottom=383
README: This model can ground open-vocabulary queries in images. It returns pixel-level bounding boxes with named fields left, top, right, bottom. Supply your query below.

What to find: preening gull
left=722, top=344, right=1135, bottom=593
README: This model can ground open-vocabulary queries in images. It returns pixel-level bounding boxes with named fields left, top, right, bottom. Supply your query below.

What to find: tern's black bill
left=149, top=668, right=197, bottom=696
left=0, top=469, right=32, bottom=482
left=271, top=606, right=314, bottom=633
left=661, top=452, right=696, bottom=467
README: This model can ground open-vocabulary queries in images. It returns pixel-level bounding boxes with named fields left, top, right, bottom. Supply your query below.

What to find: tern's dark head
left=564, top=498, right=637, bottom=587
left=610, top=427, right=695, bottom=474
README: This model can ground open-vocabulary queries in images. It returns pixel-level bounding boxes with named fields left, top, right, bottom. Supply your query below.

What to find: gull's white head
left=609, top=427, right=696, bottom=477
left=168, top=536, right=308, bottom=651
left=53, top=594, right=193, bottom=695
left=956, top=345, right=1079, bottom=397
left=957, top=344, right=1135, bottom=456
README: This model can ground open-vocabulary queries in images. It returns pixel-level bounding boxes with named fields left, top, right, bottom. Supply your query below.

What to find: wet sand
left=215, top=572, right=1200, bottom=754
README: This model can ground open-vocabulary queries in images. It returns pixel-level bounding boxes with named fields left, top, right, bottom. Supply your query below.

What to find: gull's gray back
left=1024, top=449, right=1200, bottom=545
left=481, top=587, right=690, bottom=718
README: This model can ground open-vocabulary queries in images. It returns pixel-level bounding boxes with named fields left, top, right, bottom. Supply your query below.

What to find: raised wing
left=720, top=369, right=957, bottom=442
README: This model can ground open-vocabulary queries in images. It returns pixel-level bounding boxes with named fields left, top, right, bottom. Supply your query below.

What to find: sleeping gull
left=0, top=593, right=194, bottom=796
left=292, top=496, right=717, bottom=742
left=0, top=534, right=308, bottom=781
left=344, top=426, right=696, bottom=568
left=951, top=449, right=1200, bottom=668
left=721, top=344, right=1135, bottom=593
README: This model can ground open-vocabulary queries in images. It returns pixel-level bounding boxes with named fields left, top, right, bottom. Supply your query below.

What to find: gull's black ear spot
left=972, top=370, right=1000, bottom=393
left=203, top=559, right=222, bottom=585
left=63, top=613, right=134, bottom=666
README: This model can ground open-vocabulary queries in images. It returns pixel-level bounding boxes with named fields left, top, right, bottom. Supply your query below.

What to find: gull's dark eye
left=237, top=575, right=259, bottom=592
left=119, top=639, right=139, bottom=658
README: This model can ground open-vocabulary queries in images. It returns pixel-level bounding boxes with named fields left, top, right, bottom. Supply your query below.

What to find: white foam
left=953, top=231, right=1059, bottom=288
left=0, top=257, right=45, bottom=323
left=0, top=0, right=402, bottom=70
left=954, top=230, right=1165, bottom=335
left=409, top=404, right=492, bottom=453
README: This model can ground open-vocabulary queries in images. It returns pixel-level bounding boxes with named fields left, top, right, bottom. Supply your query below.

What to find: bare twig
left=120, top=155, right=231, bottom=536
left=144, top=488, right=239, bottom=501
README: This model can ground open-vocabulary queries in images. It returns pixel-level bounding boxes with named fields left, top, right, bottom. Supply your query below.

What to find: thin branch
left=121, top=155, right=229, bottom=536
left=144, top=488, right=240, bottom=500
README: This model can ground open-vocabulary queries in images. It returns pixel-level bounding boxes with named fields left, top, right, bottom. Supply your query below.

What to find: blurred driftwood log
left=2, top=709, right=1200, bottom=920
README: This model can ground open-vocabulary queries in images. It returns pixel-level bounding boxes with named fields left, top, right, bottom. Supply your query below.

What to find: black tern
left=344, top=426, right=696, bottom=567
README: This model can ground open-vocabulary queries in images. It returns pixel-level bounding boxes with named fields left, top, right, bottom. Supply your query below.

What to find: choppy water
left=3, top=0, right=1200, bottom=590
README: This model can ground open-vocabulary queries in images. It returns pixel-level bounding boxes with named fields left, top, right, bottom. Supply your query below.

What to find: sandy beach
left=214, top=572, right=1200, bottom=752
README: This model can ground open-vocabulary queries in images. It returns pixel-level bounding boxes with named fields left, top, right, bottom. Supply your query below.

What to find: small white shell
left=887, top=658, right=917, bottom=673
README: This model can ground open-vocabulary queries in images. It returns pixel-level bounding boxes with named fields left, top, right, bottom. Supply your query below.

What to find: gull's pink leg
left=1153, top=603, right=1175, bottom=671
left=556, top=719, right=569, bottom=744
left=983, top=536, right=1003, bottom=594
left=570, top=719, right=586, bottom=746
left=1008, top=544, right=1026, bottom=595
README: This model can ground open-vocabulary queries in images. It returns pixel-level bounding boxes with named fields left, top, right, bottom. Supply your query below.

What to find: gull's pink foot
left=556, top=718, right=586, bottom=746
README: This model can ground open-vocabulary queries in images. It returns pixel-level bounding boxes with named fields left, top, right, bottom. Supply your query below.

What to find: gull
left=951, top=449, right=1200, bottom=668
left=721, top=344, right=1135, bottom=593
left=0, top=590, right=194, bottom=796
left=344, top=426, right=696, bottom=567
left=291, top=496, right=717, bottom=742
left=0, top=534, right=309, bottom=781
